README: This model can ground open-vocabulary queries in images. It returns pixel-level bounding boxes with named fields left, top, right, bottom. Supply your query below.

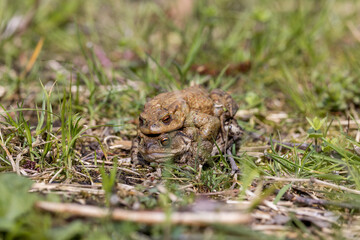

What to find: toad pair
left=131, top=86, right=243, bottom=169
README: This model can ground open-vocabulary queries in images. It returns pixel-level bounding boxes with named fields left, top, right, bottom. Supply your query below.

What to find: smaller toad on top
left=139, top=86, right=238, bottom=140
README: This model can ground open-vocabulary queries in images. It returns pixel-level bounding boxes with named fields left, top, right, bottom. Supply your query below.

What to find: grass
left=1, top=0, right=360, bottom=239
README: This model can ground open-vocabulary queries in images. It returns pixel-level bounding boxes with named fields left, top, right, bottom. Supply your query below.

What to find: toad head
left=138, top=131, right=192, bottom=163
left=139, top=99, right=190, bottom=134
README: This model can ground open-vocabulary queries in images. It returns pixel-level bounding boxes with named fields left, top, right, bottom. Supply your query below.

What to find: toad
left=138, top=86, right=221, bottom=141
left=132, top=86, right=243, bottom=171
left=132, top=118, right=243, bottom=171
left=131, top=127, right=199, bottom=165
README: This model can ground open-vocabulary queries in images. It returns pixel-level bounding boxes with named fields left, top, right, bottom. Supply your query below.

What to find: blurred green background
left=1, top=0, right=360, bottom=123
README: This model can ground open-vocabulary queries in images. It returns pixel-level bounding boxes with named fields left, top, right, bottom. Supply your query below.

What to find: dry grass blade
left=0, top=137, right=17, bottom=173
left=20, top=37, right=44, bottom=79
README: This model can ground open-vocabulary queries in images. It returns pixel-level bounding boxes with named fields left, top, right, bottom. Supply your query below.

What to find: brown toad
left=138, top=86, right=221, bottom=141
left=132, top=86, right=242, bottom=170
left=131, top=119, right=243, bottom=170
left=131, top=127, right=201, bottom=166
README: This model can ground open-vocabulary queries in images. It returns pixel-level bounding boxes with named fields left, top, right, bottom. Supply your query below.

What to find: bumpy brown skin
left=137, top=130, right=192, bottom=163
left=132, top=127, right=211, bottom=167
left=139, top=86, right=220, bottom=141
left=210, top=89, right=239, bottom=120
left=132, top=86, right=243, bottom=169
left=131, top=120, right=243, bottom=168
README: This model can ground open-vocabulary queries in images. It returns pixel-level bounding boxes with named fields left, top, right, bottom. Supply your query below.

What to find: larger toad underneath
left=132, top=118, right=243, bottom=168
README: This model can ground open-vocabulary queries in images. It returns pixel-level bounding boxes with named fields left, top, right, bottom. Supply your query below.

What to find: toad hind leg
left=184, top=111, right=220, bottom=141
left=210, top=89, right=239, bottom=141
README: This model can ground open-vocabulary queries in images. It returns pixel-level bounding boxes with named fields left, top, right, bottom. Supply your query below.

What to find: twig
left=35, top=201, right=251, bottom=226
left=264, top=176, right=360, bottom=195
left=277, top=189, right=360, bottom=210
left=226, top=150, right=240, bottom=174
left=272, top=141, right=313, bottom=151
left=248, top=132, right=313, bottom=150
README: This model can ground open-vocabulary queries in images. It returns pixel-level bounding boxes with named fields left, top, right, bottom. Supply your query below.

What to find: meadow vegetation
left=1, top=0, right=360, bottom=239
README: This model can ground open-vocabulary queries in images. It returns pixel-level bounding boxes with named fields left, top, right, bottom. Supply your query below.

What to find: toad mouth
left=143, top=152, right=178, bottom=162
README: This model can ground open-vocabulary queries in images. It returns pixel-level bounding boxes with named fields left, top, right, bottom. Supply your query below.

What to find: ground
left=1, top=0, right=360, bottom=239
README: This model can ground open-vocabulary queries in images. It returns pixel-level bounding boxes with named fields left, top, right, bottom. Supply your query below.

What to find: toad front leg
left=131, top=136, right=146, bottom=166
left=184, top=111, right=220, bottom=141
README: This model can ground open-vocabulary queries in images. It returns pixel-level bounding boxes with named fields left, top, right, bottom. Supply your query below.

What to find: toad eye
left=162, top=115, right=172, bottom=124
left=160, top=137, right=170, bottom=146
left=139, top=117, right=144, bottom=126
